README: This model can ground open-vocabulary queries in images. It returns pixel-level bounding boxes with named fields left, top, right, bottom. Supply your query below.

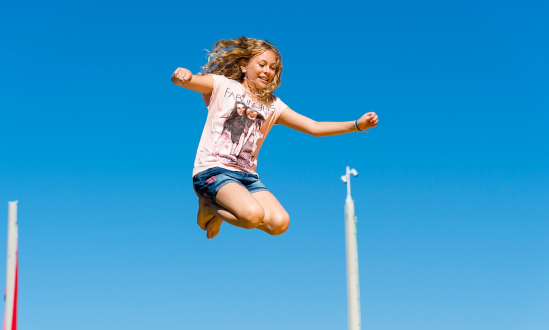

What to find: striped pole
left=4, top=201, right=18, bottom=330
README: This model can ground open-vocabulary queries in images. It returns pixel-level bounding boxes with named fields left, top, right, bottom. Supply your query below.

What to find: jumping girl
left=171, top=37, right=378, bottom=239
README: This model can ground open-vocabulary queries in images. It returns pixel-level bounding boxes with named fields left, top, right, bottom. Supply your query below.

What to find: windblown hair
left=198, top=37, right=283, bottom=103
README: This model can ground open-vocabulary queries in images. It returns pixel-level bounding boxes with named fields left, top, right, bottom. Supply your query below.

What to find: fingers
left=172, top=67, right=192, bottom=84
left=369, top=113, right=378, bottom=126
left=177, top=69, right=192, bottom=84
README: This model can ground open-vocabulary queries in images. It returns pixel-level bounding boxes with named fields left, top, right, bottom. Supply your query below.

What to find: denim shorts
left=192, top=167, right=268, bottom=203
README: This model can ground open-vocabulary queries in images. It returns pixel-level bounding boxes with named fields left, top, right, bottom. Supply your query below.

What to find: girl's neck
left=240, top=80, right=255, bottom=93
left=240, top=80, right=271, bottom=105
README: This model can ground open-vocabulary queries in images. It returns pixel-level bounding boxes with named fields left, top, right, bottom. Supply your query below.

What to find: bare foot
left=206, top=216, right=223, bottom=239
left=197, top=198, right=214, bottom=230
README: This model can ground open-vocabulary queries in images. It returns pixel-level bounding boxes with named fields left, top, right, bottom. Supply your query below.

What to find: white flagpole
left=4, top=201, right=19, bottom=330
left=341, top=167, right=361, bottom=330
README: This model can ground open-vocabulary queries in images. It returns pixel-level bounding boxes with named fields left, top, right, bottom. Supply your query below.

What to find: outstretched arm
left=277, top=107, right=378, bottom=137
left=171, top=67, right=214, bottom=95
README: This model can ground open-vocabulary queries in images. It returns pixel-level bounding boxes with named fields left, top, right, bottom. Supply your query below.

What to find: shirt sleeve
left=273, top=97, right=288, bottom=124
left=202, top=74, right=226, bottom=109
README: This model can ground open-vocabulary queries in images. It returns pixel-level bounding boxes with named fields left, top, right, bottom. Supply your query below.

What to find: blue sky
left=1, top=0, right=548, bottom=329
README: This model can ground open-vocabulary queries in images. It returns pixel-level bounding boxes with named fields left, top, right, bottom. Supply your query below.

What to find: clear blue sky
left=1, top=0, right=548, bottom=329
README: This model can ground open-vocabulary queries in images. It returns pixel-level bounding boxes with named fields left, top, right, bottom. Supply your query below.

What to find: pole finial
left=341, top=166, right=358, bottom=200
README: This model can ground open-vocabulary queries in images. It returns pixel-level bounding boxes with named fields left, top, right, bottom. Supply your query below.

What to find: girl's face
left=236, top=104, right=246, bottom=115
left=241, top=50, right=277, bottom=89
left=246, top=109, right=258, bottom=119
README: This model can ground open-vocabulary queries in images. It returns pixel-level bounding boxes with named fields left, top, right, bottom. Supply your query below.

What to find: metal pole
left=341, top=167, right=360, bottom=330
left=4, top=201, right=19, bottom=330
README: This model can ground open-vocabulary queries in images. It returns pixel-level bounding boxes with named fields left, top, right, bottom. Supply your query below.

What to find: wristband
left=354, top=119, right=362, bottom=132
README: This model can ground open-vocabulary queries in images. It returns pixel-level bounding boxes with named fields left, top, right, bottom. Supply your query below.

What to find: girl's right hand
left=171, top=67, right=193, bottom=85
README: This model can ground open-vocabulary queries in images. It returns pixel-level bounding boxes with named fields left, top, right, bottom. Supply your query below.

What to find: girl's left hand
left=357, top=112, right=379, bottom=131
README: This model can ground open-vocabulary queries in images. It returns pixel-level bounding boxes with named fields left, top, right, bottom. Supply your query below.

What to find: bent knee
left=239, top=206, right=265, bottom=229
left=266, top=213, right=290, bottom=235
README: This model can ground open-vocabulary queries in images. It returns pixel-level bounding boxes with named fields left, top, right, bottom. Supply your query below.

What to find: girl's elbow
left=311, top=128, right=330, bottom=137
left=308, top=123, right=323, bottom=137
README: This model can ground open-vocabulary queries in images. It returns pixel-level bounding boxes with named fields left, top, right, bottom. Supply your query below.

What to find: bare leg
left=211, top=182, right=265, bottom=228
left=252, top=191, right=290, bottom=235
left=196, top=196, right=252, bottom=231
left=205, top=216, right=223, bottom=239
left=196, top=185, right=289, bottom=238
left=196, top=198, right=224, bottom=239
left=197, top=183, right=265, bottom=239
left=202, top=200, right=246, bottom=228
left=197, top=197, right=214, bottom=230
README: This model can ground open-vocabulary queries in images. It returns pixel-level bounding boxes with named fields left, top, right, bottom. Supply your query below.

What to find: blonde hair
left=199, top=37, right=283, bottom=103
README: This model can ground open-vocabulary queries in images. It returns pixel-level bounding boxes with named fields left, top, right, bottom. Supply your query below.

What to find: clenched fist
left=356, top=112, right=379, bottom=131
left=171, top=67, right=193, bottom=86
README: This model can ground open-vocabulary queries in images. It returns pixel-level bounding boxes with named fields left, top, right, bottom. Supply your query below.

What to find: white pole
left=4, top=201, right=19, bottom=330
left=341, top=167, right=361, bottom=330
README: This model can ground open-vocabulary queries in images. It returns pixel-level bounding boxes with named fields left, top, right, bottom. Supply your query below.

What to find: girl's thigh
left=215, top=182, right=265, bottom=222
left=252, top=191, right=290, bottom=235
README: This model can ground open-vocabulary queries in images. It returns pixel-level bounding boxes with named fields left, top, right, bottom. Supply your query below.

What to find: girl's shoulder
left=270, top=95, right=286, bottom=108
left=209, top=74, right=242, bottom=87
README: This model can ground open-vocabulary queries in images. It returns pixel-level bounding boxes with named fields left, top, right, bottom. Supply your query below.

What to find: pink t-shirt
left=192, top=75, right=288, bottom=177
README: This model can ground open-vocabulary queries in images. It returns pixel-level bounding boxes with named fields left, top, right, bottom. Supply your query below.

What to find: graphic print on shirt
left=212, top=89, right=274, bottom=171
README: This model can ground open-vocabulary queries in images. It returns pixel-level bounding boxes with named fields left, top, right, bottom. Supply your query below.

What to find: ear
left=239, top=59, right=248, bottom=73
